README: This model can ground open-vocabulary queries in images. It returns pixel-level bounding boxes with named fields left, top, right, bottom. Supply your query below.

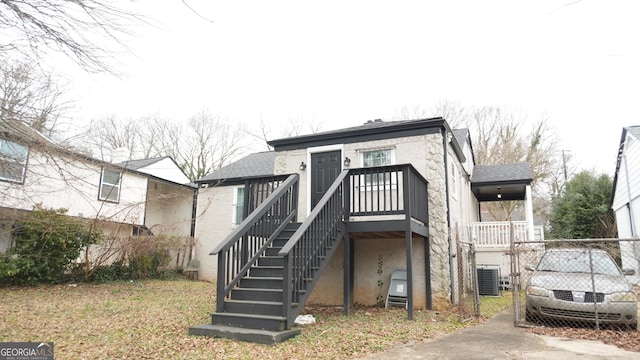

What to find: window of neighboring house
left=232, top=186, right=245, bottom=225
left=360, top=148, right=395, bottom=187
left=0, top=139, right=28, bottom=183
left=450, top=161, right=458, bottom=200
left=99, top=168, right=122, bottom=202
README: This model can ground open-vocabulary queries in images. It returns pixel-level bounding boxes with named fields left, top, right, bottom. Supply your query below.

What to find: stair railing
left=279, top=170, right=349, bottom=328
left=210, top=173, right=299, bottom=313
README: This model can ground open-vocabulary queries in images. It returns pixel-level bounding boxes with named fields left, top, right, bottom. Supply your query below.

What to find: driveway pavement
left=359, top=310, right=640, bottom=360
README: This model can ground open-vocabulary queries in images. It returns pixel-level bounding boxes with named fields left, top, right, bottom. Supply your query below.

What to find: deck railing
left=472, top=221, right=544, bottom=247
left=210, top=174, right=299, bottom=312
left=347, top=164, right=428, bottom=224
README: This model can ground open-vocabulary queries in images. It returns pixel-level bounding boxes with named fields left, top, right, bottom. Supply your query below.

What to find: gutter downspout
left=442, top=128, right=455, bottom=302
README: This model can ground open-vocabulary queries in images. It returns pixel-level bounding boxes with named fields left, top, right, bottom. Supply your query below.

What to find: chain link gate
left=511, top=238, right=639, bottom=331
left=453, top=226, right=480, bottom=321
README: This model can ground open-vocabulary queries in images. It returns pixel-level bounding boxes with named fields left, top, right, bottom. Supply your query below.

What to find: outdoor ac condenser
left=476, top=268, right=499, bottom=296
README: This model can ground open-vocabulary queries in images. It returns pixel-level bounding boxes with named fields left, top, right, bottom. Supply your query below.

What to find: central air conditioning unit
left=476, top=268, right=499, bottom=296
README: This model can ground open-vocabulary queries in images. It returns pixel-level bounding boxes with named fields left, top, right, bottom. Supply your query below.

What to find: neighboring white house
left=612, top=125, right=640, bottom=273
left=0, top=119, right=196, bottom=260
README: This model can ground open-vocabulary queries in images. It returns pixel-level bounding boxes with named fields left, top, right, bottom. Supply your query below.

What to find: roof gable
left=198, top=152, right=275, bottom=183
left=120, top=156, right=191, bottom=184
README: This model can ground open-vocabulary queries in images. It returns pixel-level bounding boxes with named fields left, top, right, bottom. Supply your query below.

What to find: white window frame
left=450, top=160, right=458, bottom=200
left=99, top=168, right=122, bottom=203
left=359, top=147, right=396, bottom=190
left=0, top=139, right=28, bottom=183
left=232, top=186, right=245, bottom=226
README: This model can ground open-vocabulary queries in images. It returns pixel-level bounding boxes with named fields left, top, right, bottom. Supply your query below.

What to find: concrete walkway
left=359, top=311, right=640, bottom=360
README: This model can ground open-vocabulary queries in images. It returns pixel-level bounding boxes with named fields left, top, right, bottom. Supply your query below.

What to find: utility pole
left=561, top=149, right=570, bottom=183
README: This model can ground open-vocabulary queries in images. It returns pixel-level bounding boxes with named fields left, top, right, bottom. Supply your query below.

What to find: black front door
left=310, top=150, right=341, bottom=208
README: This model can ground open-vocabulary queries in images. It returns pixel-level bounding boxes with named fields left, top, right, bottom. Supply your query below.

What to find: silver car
left=525, top=248, right=637, bottom=329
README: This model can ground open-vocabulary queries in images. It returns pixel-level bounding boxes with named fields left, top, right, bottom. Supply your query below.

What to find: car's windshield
left=536, top=250, right=621, bottom=276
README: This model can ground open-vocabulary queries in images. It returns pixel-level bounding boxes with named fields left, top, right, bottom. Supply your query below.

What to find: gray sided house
left=191, top=117, right=534, bottom=342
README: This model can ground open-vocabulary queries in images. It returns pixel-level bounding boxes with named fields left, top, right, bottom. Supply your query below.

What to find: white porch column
left=525, top=185, right=534, bottom=241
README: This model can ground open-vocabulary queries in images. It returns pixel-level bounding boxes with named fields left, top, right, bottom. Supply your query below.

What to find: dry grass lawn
left=0, top=279, right=511, bottom=359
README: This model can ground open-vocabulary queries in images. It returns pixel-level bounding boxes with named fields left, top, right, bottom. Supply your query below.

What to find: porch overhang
left=471, top=163, right=533, bottom=202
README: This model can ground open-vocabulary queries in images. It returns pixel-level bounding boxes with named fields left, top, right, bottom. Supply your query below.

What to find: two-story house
left=0, top=119, right=196, bottom=264
left=190, top=117, right=534, bottom=343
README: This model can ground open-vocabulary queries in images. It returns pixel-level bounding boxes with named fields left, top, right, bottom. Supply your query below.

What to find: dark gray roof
left=268, top=117, right=448, bottom=149
left=270, top=118, right=422, bottom=143
left=267, top=117, right=467, bottom=163
left=451, top=129, right=467, bottom=145
left=198, top=151, right=275, bottom=182
left=471, top=163, right=533, bottom=184
left=451, top=128, right=475, bottom=165
left=471, top=163, right=533, bottom=202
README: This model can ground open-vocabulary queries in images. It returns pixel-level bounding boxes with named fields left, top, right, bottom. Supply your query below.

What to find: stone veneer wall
left=422, top=132, right=452, bottom=309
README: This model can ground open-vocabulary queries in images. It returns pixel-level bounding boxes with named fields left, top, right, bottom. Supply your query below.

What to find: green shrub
left=0, top=205, right=101, bottom=285
left=85, top=261, right=129, bottom=282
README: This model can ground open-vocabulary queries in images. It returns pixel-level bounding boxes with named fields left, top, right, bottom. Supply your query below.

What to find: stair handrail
left=279, top=170, right=349, bottom=328
left=210, top=173, right=299, bottom=312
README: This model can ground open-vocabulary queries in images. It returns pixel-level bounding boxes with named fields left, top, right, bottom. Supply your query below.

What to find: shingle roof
left=120, top=157, right=166, bottom=170
left=1, top=118, right=55, bottom=146
left=471, top=163, right=533, bottom=184
left=471, top=163, right=533, bottom=201
left=198, top=152, right=275, bottom=182
left=451, top=128, right=469, bottom=148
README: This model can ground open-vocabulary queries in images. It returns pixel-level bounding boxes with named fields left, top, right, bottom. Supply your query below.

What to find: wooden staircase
left=210, top=223, right=301, bottom=332
left=190, top=171, right=349, bottom=344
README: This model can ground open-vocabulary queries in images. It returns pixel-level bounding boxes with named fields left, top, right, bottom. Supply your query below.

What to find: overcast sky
left=63, top=0, right=640, bottom=176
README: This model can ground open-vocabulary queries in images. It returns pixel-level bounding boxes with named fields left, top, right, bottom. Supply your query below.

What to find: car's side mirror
left=623, top=269, right=636, bottom=276
left=524, top=264, right=535, bottom=271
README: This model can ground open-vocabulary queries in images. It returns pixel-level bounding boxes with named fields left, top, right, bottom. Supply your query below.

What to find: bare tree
left=396, top=100, right=469, bottom=128
left=416, top=101, right=560, bottom=222
left=84, top=114, right=139, bottom=160
left=468, top=106, right=558, bottom=221
left=0, top=60, right=72, bottom=138
left=0, top=0, right=144, bottom=74
left=177, top=109, right=245, bottom=181
left=247, top=116, right=324, bottom=151
left=81, top=109, right=246, bottom=182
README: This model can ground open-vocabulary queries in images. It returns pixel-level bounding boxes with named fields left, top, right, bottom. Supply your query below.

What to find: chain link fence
left=511, top=239, right=639, bottom=331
